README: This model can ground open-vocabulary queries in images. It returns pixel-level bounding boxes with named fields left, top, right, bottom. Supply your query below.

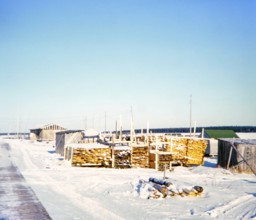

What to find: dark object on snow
left=149, top=177, right=172, bottom=187
left=193, top=186, right=204, bottom=193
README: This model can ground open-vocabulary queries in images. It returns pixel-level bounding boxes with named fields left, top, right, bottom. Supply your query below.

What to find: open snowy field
left=1, top=137, right=255, bottom=220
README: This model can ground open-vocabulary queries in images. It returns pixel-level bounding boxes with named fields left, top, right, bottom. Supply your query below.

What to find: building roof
left=219, top=138, right=256, bottom=145
left=56, top=130, right=83, bottom=135
left=83, top=129, right=99, bottom=137
left=30, top=123, right=66, bottom=131
left=204, top=129, right=238, bottom=139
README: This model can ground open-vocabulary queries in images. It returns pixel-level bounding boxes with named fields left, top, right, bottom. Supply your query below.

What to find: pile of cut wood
left=171, top=138, right=188, bottom=162
left=185, top=139, right=208, bottom=166
left=137, top=177, right=204, bottom=199
left=71, top=147, right=112, bottom=167
left=152, top=138, right=208, bottom=168
left=132, top=146, right=149, bottom=168
left=114, top=149, right=131, bottom=168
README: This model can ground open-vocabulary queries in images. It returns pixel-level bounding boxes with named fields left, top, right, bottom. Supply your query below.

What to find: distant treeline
left=128, top=126, right=256, bottom=134
left=1, top=126, right=256, bottom=136
left=0, top=132, right=29, bottom=136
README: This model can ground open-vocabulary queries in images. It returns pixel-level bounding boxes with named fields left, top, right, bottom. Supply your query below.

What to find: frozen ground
left=0, top=138, right=256, bottom=220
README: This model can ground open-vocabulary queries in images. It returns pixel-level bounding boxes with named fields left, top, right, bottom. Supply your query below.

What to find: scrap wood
left=137, top=178, right=204, bottom=199
left=149, top=177, right=173, bottom=187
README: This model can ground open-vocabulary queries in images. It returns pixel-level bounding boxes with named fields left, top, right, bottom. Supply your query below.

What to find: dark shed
left=218, top=139, right=256, bottom=174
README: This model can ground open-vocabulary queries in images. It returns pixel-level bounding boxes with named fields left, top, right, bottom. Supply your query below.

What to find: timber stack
left=185, top=139, right=208, bottom=166
left=132, top=146, right=149, bottom=168
left=114, top=147, right=131, bottom=168
left=65, top=144, right=112, bottom=167
left=170, top=138, right=188, bottom=163
left=149, top=137, right=208, bottom=169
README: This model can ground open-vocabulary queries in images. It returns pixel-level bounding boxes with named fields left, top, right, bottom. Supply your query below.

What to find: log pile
left=114, top=149, right=131, bottom=168
left=137, top=177, right=204, bottom=199
left=70, top=147, right=111, bottom=167
left=132, top=146, right=149, bottom=168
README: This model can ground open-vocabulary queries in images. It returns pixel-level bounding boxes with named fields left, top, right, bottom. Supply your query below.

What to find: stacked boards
left=113, top=146, right=131, bottom=168
left=150, top=137, right=208, bottom=170
left=132, top=146, right=149, bottom=168
left=64, top=136, right=207, bottom=169
left=65, top=144, right=149, bottom=168
left=65, top=143, right=111, bottom=167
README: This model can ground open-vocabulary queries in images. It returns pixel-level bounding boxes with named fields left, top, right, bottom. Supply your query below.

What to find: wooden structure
left=63, top=133, right=207, bottom=170
left=30, top=124, right=66, bottom=141
left=218, top=139, right=256, bottom=174
left=55, top=130, right=83, bottom=156
left=149, top=136, right=208, bottom=170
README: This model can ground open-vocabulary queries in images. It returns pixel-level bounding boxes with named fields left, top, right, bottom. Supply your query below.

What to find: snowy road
left=0, top=142, right=51, bottom=220
left=1, top=138, right=256, bottom=220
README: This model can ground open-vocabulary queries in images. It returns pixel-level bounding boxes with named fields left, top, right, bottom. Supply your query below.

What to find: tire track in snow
left=206, top=194, right=256, bottom=219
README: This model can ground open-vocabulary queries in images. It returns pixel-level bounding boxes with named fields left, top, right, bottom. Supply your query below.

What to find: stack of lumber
left=149, top=137, right=208, bottom=168
left=158, top=154, right=173, bottom=171
left=170, top=138, right=188, bottom=163
left=149, top=153, right=156, bottom=169
left=114, top=149, right=131, bottom=168
left=71, top=146, right=111, bottom=167
left=185, top=139, right=208, bottom=166
left=132, top=146, right=149, bottom=168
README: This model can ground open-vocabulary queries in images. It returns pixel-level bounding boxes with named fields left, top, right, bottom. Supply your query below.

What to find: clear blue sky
left=0, top=0, right=255, bottom=132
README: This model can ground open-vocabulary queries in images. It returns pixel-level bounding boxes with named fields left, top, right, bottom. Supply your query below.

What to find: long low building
left=30, top=124, right=66, bottom=141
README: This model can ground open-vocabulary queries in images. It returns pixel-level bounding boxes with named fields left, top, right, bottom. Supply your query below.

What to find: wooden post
left=202, top=128, right=204, bottom=138
left=130, top=142, right=133, bottom=167
left=112, top=136, right=115, bottom=168
left=155, top=149, right=158, bottom=171
left=227, top=145, right=233, bottom=170
left=193, top=121, right=197, bottom=137
left=119, top=115, right=122, bottom=142
left=111, top=146, right=115, bottom=168
left=163, top=164, right=166, bottom=180
left=170, top=137, right=173, bottom=153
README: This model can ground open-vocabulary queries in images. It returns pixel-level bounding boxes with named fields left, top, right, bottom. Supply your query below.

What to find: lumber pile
left=137, top=177, right=204, bottom=199
left=158, top=154, right=173, bottom=171
left=132, top=146, right=149, bottom=168
left=149, top=137, right=208, bottom=168
left=185, top=139, right=208, bottom=166
left=149, top=153, right=156, bottom=169
left=70, top=147, right=111, bottom=167
left=170, top=138, right=188, bottom=162
left=114, top=149, right=131, bottom=168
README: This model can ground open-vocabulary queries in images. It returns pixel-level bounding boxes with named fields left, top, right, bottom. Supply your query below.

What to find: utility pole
left=189, top=95, right=192, bottom=137
left=131, top=105, right=134, bottom=137
left=84, top=116, right=87, bottom=130
left=104, top=111, right=106, bottom=133
left=120, top=115, right=122, bottom=141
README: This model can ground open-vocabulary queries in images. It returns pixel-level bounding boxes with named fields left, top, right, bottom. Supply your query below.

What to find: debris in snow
left=135, top=177, right=204, bottom=199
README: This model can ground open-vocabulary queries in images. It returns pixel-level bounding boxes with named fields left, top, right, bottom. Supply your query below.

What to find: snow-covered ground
left=1, top=137, right=256, bottom=220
